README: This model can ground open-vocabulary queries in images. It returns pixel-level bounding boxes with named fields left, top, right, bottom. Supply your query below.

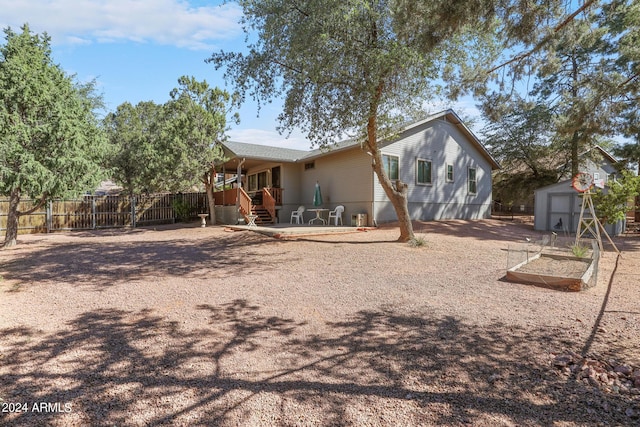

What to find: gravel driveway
left=1, top=220, right=639, bottom=426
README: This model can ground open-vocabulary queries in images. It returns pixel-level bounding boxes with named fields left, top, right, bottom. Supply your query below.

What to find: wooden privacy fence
left=0, top=193, right=208, bottom=235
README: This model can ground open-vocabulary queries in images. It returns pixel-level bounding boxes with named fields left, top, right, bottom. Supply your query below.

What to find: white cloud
left=0, top=0, right=243, bottom=50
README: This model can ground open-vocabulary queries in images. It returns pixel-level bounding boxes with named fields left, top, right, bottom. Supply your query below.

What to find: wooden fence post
left=46, top=200, right=53, bottom=233
left=91, top=196, right=96, bottom=230
left=131, top=196, right=136, bottom=228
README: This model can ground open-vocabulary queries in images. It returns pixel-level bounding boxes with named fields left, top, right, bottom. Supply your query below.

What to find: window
left=304, top=162, right=315, bottom=170
left=446, top=164, right=454, bottom=182
left=248, top=174, right=257, bottom=191
left=382, top=155, right=399, bottom=180
left=416, top=159, right=432, bottom=185
left=247, top=171, right=268, bottom=191
left=468, top=167, right=477, bottom=194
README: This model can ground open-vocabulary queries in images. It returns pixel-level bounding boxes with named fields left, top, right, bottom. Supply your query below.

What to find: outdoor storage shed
left=534, top=180, right=625, bottom=237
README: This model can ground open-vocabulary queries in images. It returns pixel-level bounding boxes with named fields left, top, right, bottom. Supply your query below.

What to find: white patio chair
left=327, top=205, right=344, bottom=226
left=290, top=206, right=305, bottom=224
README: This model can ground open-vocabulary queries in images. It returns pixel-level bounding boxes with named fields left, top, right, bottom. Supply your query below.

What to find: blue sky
left=1, top=0, right=479, bottom=151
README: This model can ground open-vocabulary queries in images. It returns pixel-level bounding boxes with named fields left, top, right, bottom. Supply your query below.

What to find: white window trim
left=468, top=167, right=477, bottom=195
left=382, top=154, right=399, bottom=181
left=446, top=163, right=454, bottom=183
left=416, top=158, right=433, bottom=186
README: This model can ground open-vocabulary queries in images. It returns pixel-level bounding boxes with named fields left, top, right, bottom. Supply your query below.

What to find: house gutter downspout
left=366, top=151, right=375, bottom=227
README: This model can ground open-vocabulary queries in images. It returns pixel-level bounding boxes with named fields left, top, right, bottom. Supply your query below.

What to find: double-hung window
left=416, top=159, right=432, bottom=185
left=382, top=154, right=399, bottom=180
left=446, top=164, right=454, bottom=182
left=468, top=167, right=477, bottom=195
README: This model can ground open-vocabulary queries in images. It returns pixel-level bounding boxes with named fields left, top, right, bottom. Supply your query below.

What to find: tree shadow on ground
left=410, top=219, right=544, bottom=243
left=1, top=300, right=636, bottom=426
left=0, top=232, right=296, bottom=291
left=289, top=220, right=540, bottom=246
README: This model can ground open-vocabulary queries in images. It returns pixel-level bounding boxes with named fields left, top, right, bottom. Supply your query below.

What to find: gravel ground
left=0, top=219, right=639, bottom=426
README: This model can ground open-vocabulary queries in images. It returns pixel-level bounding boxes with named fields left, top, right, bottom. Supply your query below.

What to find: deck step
left=251, top=206, right=274, bottom=225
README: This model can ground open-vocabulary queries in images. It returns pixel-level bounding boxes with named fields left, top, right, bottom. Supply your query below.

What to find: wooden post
left=46, top=200, right=53, bottom=233
left=91, top=196, right=96, bottom=230
left=131, top=196, right=136, bottom=228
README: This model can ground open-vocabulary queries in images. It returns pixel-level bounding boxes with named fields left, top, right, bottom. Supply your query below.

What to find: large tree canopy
left=103, top=101, right=164, bottom=195
left=0, top=24, right=107, bottom=247
left=157, top=76, right=239, bottom=223
left=209, top=0, right=567, bottom=241
left=104, top=77, right=239, bottom=223
left=483, top=0, right=640, bottom=178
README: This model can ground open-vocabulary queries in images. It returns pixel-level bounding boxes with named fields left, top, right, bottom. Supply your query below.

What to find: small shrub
left=172, top=198, right=190, bottom=222
left=408, top=235, right=427, bottom=248
left=570, top=243, right=589, bottom=258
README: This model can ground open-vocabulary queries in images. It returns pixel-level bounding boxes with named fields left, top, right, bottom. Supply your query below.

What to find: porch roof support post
left=236, top=158, right=245, bottom=211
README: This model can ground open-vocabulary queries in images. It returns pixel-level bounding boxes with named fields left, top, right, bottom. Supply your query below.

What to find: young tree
left=103, top=101, right=164, bottom=195
left=0, top=25, right=107, bottom=248
left=157, top=76, right=239, bottom=223
left=614, top=111, right=640, bottom=221
left=592, top=169, right=640, bottom=225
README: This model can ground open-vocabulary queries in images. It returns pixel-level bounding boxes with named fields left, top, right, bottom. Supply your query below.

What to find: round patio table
left=308, top=208, right=328, bottom=225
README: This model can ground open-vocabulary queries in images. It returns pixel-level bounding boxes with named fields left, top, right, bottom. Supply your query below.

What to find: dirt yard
left=0, top=220, right=639, bottom=426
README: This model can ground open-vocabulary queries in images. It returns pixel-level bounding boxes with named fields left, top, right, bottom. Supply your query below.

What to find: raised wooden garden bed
left=506, top=251, right=596, bottom=292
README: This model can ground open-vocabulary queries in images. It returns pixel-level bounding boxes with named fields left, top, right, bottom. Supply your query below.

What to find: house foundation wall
left=214, top=205, right=241, bottom=225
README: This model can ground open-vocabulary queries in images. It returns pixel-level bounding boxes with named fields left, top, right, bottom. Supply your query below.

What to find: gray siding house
left=534, top=146, right=624, bottom=236
left=214, top=110, right=500, bottom=226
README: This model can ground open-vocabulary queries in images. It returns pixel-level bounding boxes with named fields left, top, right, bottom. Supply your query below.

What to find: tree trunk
left=2, top=188, right=21, bottom=248
left=204, top=166, right=216, bottom=225
left=571, top=131, right=580, bottom=178
left=636, top=161, right=640, bottom=223
left=365, top=116, right=414, bottom=242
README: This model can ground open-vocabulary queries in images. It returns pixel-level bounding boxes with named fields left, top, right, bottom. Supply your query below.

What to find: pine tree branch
left=487, top=0, right=598, bottom=74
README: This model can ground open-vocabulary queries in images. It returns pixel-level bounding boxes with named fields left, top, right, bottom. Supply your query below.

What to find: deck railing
left=263, top=188, right=276, bottom=219
left=212, top=188, right=238, bottom=206
left=238, top=187, right=252, bottom=218
left=269, top=187, right=283, bottom=206
left=212, top=187, right=283, bottom=208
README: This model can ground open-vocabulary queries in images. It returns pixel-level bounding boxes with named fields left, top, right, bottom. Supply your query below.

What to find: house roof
left=218, top=109, right=500, bottom=170
left=222, top=140, right=309, bottom=163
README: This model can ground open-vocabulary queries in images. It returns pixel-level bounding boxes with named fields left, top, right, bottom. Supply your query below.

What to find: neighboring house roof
left=219, top=109, right=500, bottom=170
left=579, top=145, right=618, bottom=169
left=494, top=145, right=618, bottom=177
left=94, top=180, right=123, bottom=195
left=534, top=147, right=620, bottom=195
left=555, top=145, right=619, bottom=180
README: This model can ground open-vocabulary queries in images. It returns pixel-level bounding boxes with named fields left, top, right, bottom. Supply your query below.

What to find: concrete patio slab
left=224, top=223, right=373, bottom=239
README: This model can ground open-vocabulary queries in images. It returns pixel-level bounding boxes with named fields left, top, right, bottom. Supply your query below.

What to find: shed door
left=548, top=193, right=574, bottom=233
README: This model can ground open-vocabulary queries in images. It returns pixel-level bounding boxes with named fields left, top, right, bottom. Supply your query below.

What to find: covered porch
left=212, top=186, right=284, bottom=226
